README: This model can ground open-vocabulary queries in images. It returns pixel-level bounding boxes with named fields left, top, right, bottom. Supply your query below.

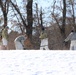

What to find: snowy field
left=0, top=50, right=76, bottom=75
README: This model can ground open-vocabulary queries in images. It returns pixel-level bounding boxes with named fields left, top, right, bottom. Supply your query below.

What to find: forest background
left=0, top=0, right=75, bottom=50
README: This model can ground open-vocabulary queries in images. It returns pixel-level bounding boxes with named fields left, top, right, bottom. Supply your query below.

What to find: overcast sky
left=33, top=0, right=52, bottom=8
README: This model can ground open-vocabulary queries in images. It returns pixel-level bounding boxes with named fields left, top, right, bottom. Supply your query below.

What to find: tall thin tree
left=62, top=0, right=66, bottom=37
left=0, top=0, right=9, bottom=27
left=26, top=0, right=33, bottom=39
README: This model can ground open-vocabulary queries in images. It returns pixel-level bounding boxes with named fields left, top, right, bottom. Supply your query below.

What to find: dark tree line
left=10, top=0, right=33, bottom=39
left=0, top=0, right=33, bottom=40
left=51, top=0, right=76, bottom=38
left=0, top=0, right=76, bottom=41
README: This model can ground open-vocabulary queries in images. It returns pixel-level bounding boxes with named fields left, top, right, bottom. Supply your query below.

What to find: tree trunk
left=0, top=0, right=8, bottom=27
left=71, top=0, right=76, bottom=31
left=3, top=12, right=7, bottom=27
left=62, top=0, right=66, bottom=38
left=26, top=0, right=33, bottom=39
left=40, top=7, right=44, bottom=29
left=36, top=3, right=39, bottom=25
left=10, top=0, right=33, bottom=39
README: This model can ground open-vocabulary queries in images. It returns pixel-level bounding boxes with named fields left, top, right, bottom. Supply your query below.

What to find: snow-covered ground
left=0, top=50, right=76, bottom=75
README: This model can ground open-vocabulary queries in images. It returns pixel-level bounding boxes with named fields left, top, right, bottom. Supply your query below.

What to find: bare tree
left=62, top=0, right=66, bottom=37
left=0, top=0, right=10, bottom=27
left=67, top=0, right=76, bottom=31
left=40, top=7, right=45, bottom=30
left=35, top=3, right=39, bottom=26
left=26, top=0, right=33, bottom=39
left=10, top=0, right=33, bottom=39
left=51, top=0, right=66, bottom=38
left=51, top=0, right=62, bottom=33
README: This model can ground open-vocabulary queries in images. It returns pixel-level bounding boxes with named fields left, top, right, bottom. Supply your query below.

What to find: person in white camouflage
left=2, top=26, right=9, bottom=49
left=39, top=27, right=49, bottom=50
left=64, top=30, right=76, bottom=50
left=14, top=35, right=27, bottom=50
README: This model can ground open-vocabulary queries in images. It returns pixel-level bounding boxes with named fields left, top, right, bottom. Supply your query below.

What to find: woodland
left=0, top=0, right=76, bottom=50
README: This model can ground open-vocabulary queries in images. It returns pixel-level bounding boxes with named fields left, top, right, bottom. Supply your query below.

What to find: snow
left=0, top=50, right=76, bottom=75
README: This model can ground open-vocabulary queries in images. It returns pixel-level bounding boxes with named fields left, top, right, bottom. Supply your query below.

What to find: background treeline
left=0, top=0, right=76, bottom=50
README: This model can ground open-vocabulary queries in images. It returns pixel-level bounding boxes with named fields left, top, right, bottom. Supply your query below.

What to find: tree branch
left=10, top=0, right=27, bottom=28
